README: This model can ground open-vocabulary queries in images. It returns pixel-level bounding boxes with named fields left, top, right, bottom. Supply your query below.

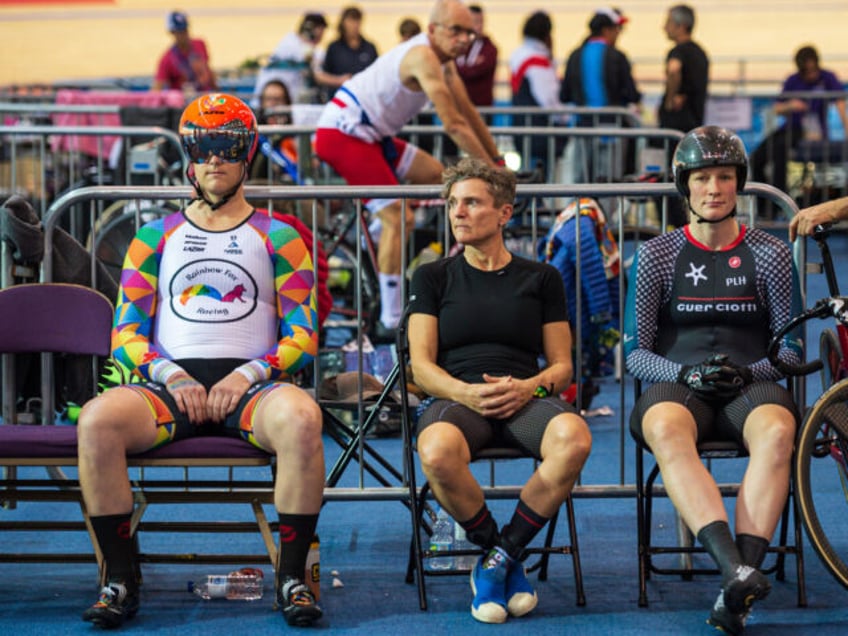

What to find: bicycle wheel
left=794, top=378, right=848, bottom=588
left=319, top=229, right=380, bottom=335
left=819, top=328, right=844, bottom=393
left=91, top=203, right=176, bottom=283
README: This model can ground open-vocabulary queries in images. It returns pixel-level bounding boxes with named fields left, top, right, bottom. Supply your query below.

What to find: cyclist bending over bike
left=623, top=126, right=803, bottom=635
left=314, top=0, right=503, bottom=338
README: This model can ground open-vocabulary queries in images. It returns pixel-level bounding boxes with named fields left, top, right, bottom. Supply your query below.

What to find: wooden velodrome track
left=1, top=1, right=847, bottom=94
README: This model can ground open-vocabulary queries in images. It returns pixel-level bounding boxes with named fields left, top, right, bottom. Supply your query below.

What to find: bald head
left=430, top=0, right=471, bottom=27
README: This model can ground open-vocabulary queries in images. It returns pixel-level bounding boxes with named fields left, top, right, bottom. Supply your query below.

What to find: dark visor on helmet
left=182, top=129, right=254, bottom=163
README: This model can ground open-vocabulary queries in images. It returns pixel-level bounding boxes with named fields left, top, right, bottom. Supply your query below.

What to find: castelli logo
left=728, top=256, right=741, bottom=269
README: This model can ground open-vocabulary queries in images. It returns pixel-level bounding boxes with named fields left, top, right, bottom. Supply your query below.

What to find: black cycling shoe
left=82, top=581, right=140, bottom=629
left=278, top=577, right=322, bottom=627
left=722, top=565, right=771, bottom=614
left=707, top=589, right=749, bottom=635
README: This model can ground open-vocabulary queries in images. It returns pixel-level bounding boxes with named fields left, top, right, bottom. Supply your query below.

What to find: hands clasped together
left=466, top=373, right=534, bottom=420
left=678, top=354, right=754, bottom=400
left=164, top=372, right=252, bottom=424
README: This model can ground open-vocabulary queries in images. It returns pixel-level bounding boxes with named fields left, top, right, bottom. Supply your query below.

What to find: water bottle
left=453, top=521, right=478, bottom=571
left=428, top=506, right=454, bottom=570
left=406, top=242, right=443, bottom=280
left=370, top=344, right=396, bottom=384
left=188, top=567, right=264, bottom=600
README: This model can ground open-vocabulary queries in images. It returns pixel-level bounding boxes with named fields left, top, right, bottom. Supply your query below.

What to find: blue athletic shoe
left=469, top=547, right=510, bottom=623
left=505, top=559, right=538, bottom=617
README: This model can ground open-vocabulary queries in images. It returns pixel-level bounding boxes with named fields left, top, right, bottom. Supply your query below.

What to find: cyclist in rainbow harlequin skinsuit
left=624, top=126, right=802, bottom=636
left=77, top=94, right=324, bottom=629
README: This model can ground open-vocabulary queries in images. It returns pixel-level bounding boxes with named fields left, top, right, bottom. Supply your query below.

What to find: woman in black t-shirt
left=407, top=158, right=591, bottom=624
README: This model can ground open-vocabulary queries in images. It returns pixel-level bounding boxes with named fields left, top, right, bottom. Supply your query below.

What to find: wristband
left=533, top=384, right=554, bottom=398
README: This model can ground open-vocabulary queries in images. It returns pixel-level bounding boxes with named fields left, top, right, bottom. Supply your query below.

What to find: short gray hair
left=441, top=157, right=516, bottom=207
left=669, top=4, right=695, bottom=32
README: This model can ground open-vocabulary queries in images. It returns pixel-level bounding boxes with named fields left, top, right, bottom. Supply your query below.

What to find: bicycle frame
left=770, top=224, right=848, bottom=589
left=814, top=228, right=848, bottom=383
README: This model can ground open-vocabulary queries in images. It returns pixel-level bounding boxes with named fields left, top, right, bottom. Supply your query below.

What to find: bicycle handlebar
left=768, top=297, right=848, bottom=376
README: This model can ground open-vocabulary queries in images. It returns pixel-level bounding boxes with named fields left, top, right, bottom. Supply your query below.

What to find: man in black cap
left=152, top=10, right=217, bottom=92
left=560, top=7, right=641, bottom=182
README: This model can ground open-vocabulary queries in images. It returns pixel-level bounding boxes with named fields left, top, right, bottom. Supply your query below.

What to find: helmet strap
left=689, top=202, right=738, bottom=224
left=186, top=162, right=248, bottom=211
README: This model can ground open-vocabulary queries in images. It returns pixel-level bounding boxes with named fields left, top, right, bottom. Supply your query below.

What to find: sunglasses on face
left=182, top=130, right=255, bottom=163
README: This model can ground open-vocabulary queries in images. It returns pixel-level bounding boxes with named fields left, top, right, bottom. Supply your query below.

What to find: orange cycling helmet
left=179, top=93, right=258, bottom=165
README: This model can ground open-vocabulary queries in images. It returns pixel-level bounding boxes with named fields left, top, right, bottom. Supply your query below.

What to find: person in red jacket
left=152, top=11, right=217, bottom=92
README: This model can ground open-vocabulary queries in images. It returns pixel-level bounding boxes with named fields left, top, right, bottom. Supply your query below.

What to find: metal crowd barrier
left=0, top=124, right=187, bottom=224
left=8, top=180, right=802, bottom=501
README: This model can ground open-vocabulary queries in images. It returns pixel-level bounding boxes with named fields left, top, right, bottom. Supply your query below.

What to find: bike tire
left=819, top=328, right=844, bottom=394
left=794, top=377, right=848, bottom=589
left=91, top=204, right=177, bottom=283
left=319, top=229, right=380, bottom=334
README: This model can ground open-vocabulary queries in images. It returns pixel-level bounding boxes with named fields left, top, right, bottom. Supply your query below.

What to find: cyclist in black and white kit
left=623, top=126, right=802, bottom=635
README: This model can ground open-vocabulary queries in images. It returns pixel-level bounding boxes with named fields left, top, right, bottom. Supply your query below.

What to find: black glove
left=704, top=353, right=754, bottom=386
left=678, top=356, right=744, bottom=399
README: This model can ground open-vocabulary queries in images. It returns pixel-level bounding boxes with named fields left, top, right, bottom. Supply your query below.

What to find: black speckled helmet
left=672, top=125, right=748, bottom=199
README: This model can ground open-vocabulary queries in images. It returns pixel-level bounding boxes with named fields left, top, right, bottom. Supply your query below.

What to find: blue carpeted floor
left=1, top=231, right=846, bottom=634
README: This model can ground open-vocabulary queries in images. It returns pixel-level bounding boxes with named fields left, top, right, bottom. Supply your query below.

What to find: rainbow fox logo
left=179, top=283, right=247, bottom=305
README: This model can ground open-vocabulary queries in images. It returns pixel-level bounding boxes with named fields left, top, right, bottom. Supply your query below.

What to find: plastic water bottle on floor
left=188, top=567, right=264, bottom=600
left=453, top=521, right=478, bottom=570
left=428, top=506, right=454, bottom=570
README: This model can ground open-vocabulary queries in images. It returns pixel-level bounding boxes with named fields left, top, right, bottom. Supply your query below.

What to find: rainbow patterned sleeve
left=235, top=218, right=319, bottom=383
left=111, top=216, right=183, bottom=383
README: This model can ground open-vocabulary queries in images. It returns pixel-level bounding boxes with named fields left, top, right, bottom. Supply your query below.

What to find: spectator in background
left=398, top=17, right=422, bottom=42
left=751, top=45, right=848, bottom=218
left=560, top=7, right=641, bottom=182
left=323, top=6, right=379, bottom=79
left=509, top=11, right=566, bottom=171
left=445, top=4, right=499, bottom=160
left=658, top=4, right=708, bottom=134
left=455, top=5, right=498, bottom=108
left=657, top=4, right=709, bottom=227
left=152, top=11, right=217, bottom=93
left=251, top=80, right=299, bottom=184
left=253, top=12, right=349, bottom=106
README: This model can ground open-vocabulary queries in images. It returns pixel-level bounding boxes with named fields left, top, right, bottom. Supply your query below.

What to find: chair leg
left=791, top=485, right=807, bottom=608
left=564, top=495, right=586, bottom=607
left=636, top=446, right=649, bottom=607
left=775, top=494, right=790, bottom=582
left=406, top=482, right=431, bottom=610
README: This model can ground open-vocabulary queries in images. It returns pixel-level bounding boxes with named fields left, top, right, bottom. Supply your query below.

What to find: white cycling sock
left=378, top=273, right=402, bottom=329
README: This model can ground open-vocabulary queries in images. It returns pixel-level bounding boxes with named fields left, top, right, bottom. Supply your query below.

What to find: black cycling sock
left=697, top=520, right=743, bottom=581
left=277, top=513, right=319, bottom=581
left=500, top=499, right=549, bottom=561
left=90, top=513, right=137, bottom=587
left=736, top=533, right=769, bottom=570
left=459, top=504, right=500, bottom=550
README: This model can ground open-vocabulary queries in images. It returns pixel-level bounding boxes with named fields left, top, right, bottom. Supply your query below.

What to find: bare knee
left=747, top=407, right=796, bottom=464
left=261, top=391, right=323, bottom=456
left=542, top=414, right=592, bottom=466
left=417, top=423, right=468, bottom=482
left=642, top=404, right=697, bottom=458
